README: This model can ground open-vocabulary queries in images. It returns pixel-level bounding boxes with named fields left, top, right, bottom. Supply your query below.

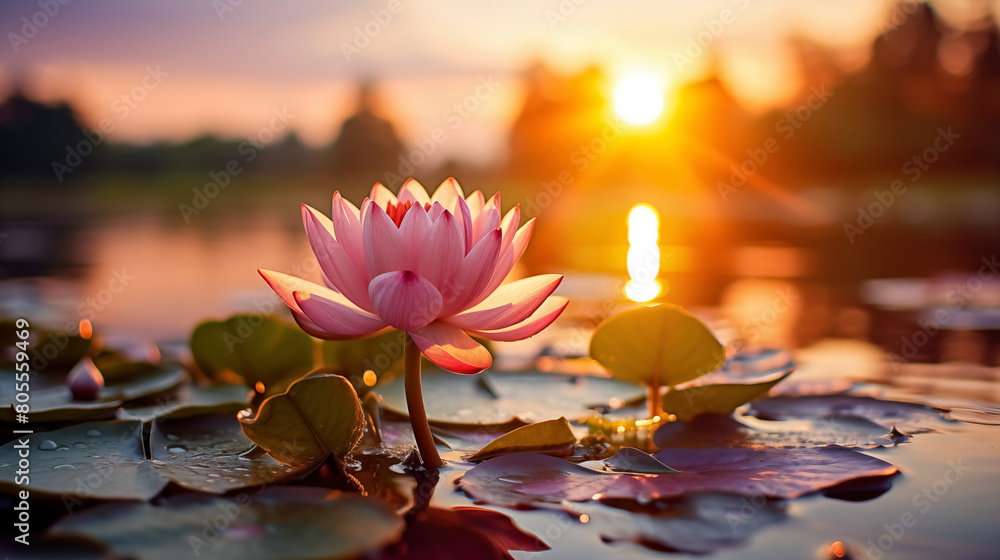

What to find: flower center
left=386, top=200, right=432, bottom=227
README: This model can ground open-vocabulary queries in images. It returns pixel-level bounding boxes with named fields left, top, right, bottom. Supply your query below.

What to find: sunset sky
left=1, top=0, right=995, bottom=166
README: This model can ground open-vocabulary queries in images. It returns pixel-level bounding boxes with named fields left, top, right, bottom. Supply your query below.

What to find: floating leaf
left=590, top=304, right=725, bottom=387
left=745, top=395, right=950, bottom=432
left=150, top=415, right=313, bottom=493
left=468, top=417, right=576, bottom=462
left=458, top=448, right=898, bottom=507
left=653, top=413, right=909, bottom=450
left=564, top=493, right=786, bottom=554
left=119, top=383, right=252, bottom=422
left=602, top=447, right=679, bottom=474
left=0, top=365, right=186, bottom=423
left=380, top=507, right=549, bottom=560
left=0, top=420, right=166, bottom=501
left=48, top=487, right=405, bottom=560
left=662, top=370, right=793, bottom=422
left=376, top=369, right=643, bottom=425
left=0, top=416, right=314, bottom=500
left=240, top=373, right=365, bottom=466
left=190, top=314, right=314, bottom=389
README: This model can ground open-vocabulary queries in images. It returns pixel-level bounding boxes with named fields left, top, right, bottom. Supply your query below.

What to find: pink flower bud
left=68, top=358, right=105, bottom=401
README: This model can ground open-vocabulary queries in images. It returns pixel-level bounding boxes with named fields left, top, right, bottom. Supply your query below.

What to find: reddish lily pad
left=564, top=492, right=786, bottom=554
left=458, top=448, right=898, bottom=507
left=379, top=507, right=549, bottom=559
left=745, top=395, right=951, bottom=432
left=48, top=487, right=404, bottom=560
left=653, top=413, right=909, bottom=450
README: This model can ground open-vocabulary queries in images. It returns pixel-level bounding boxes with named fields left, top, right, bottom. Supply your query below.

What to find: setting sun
left=613, top=74, right=665, bottom=126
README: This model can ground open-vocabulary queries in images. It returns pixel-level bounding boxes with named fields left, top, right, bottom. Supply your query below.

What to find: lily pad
left=48, top=487, right=405, bottom=560
left=468, top=417, right=576, bottom=462
left=240, top=372, right=365, bottom=466
left=0, top=420, right=166, bottom=501
left=190, top=314, right=314, bottom=390
left=589, top=304, right=725, bottom=387
left=0, top=416, right=316, bottom=501
left=0, top=319, right=92, bottom=372
left=745, top=395, right=951, bottom=432
left=564, top=492, right=786, bottom=554
left=119, top=383, right=252, bottom=422
left=322, top=330, right=407, bottom=377
left=458, top=447, right=898, bottom=507
left=653, top=414, right=910, bottom=450
left=376, top=370, right=644, bottom=425
left=151, top=415, right=314, bottom=493
left=0, top=364, right=186, bottom=423
left=379, top=507, right=549, bottom=559
left=662, top=370, right=793, bottom=422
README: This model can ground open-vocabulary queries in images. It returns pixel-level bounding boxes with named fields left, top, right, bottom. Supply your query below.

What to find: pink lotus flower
left=259, top=178, right=568, bottom=375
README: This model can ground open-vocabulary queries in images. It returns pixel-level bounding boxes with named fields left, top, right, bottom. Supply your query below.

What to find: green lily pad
left=322, top=330, right=407, bottom=378
left=240, top=373, right=365, bottom=466
left=0, top=319, right=92, bottom=372
left=662, top=370, right=793, bottom=422
left=48, top=487, right=405, bottom=560
left=0, top=420, right=166, bottom=501
left=0, top=363, right=186, bottom=423
left=376, top=370, right=645, bottom=425
left=590, top=304, right=725, bottom=387
left=119, top=383, right=252, bottom=422
left=190, top=315, right=314, bottom=389
left=468, top=417, right=576, bottom=462
left=0, top=417, right=315, bottom=501
left=150, top=415, right=313, bottom=493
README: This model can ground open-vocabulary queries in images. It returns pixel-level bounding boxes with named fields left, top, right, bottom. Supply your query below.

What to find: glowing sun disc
left=613, top=75, right=664, bottom=126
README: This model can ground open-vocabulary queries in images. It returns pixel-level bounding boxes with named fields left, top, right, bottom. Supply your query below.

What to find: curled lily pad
left=662, top=370, right=793, bottom=422
left=119, top=383, right=252, bottom=422
left=458, top=448, right=898, bottom=507
left=151, top=415, right=314, bottom=494
left=0, top=420, right=166, bottom=501
left=745, top=395, right=951, bottom=432
left=468, top=417, right=576, bottom=462
left=590, top=304, right=725, bottom=387
left=564, top=493, right=786, bottom=554
left=48, top=487, right=405, bottom=560
left=190, top=314, right=314, bottom=390
left=0, top=363, right=186, bottom=423
left=376, top=369, right=644, bottom=425
left=602, top=447, right=679, bottom=474
left=239, top=372, right=365, bottom=466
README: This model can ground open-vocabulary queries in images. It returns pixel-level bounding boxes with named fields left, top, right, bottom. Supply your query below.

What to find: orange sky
left=2, top=0, right=996, bottom=166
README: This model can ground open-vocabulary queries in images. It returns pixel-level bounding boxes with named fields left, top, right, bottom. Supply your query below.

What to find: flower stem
left=648, top=369, right=662, bottom=420
left=404, top=334, right=443, bottom=469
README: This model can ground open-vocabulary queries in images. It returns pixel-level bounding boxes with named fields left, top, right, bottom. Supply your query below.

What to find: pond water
left=2, top=205, right=998, bottom=559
